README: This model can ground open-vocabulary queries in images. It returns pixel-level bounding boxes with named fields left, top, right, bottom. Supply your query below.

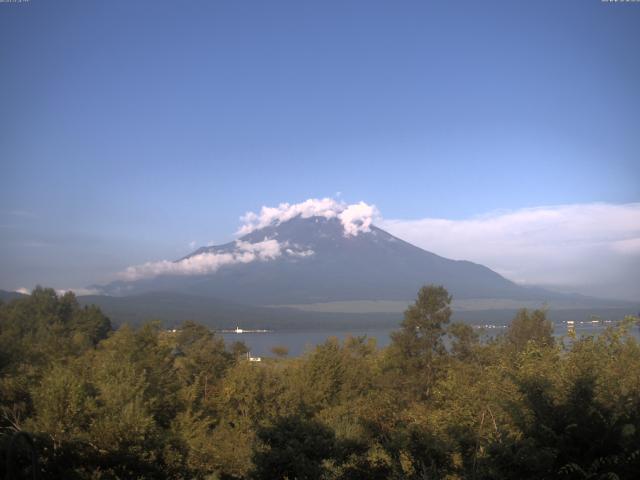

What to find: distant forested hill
left=78, top=291, right=639, bottom=331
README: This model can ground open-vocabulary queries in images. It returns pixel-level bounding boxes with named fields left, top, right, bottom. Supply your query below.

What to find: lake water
left=220, top=322, right=640, bottom=357
left=220, top=328, right=395, bottom=357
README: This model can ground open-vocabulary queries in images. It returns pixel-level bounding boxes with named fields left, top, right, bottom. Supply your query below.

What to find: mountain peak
left=237, top=198, right=379, bottom=237
left=187, top=215, right=406, bottom=267
left=240, top=215, right=368, bottom=245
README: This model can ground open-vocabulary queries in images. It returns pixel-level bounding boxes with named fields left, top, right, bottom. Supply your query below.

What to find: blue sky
left=1, top=0, right=639, bottom=295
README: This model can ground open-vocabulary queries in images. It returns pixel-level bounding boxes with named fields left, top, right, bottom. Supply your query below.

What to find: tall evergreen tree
left=388, top=285, right=452, bottom=399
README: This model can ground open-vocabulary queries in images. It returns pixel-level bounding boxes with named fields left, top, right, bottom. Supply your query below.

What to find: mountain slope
left=0, top=289, right=27, bottom=302
left=95, top=216, right=589, bottom=305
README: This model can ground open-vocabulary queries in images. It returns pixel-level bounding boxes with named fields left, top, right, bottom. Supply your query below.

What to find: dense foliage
left=1, top=286, right=639, bottom=479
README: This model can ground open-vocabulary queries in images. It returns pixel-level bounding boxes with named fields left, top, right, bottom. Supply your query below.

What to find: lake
left=219, top=322, right=640, bottom=357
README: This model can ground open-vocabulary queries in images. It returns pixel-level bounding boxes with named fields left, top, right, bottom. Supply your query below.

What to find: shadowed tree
left=251, top=415, right=337, bottom=480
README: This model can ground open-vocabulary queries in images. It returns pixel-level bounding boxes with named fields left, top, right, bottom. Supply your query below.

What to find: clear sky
left=1, top=0, right=639, bottom=296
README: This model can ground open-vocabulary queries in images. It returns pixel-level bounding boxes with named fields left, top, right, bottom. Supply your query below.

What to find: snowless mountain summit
left=96, top=199, right=569, bottom=305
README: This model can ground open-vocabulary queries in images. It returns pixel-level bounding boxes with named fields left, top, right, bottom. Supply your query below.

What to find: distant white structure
left=246, top=352, right=261, bottom=362
left=567, top=320, right=575, bottom=335
left=218, top=326, right=273, bottom=334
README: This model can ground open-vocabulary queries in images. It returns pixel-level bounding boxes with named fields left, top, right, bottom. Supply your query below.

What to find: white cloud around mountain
left=338, top=202, right=378, bottom=236
left=14, top=287, right=102, bottom=297
left=120, top=238, right=284, bottom=281
left=118, top=236, right=317, bottom=281
left=115, top=199, right=639, bottom=299
left=381, top=202, right=640, bottom=299
left=55, top=287, right=102, bottom=296
left=238, top=198, right=379, bottom=237
left=118, top=198, right=377, bottom=282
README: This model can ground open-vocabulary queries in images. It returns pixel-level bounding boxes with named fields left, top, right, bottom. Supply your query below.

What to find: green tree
left=505, top=308, right=554, bottom=353
left=29, top=363, right=93, bottom=448
left=387, top=285, right=452, bottom=399
left=448, top=321, right=480, bottom=361
left=271, top=345, right=289, bottom=358
left=301, top=337, right=346, bottom=410
left=173, top=321, right=233, bottom=407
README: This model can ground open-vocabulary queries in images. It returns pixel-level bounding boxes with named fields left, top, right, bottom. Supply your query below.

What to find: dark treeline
left=1, top=286, right=639, bottom=479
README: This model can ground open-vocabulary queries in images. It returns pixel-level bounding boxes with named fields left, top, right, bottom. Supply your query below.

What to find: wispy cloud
left=22, top=240, right=48, bottom=248
left=285, top=247, right=315, bottom=258
left=4, top=210, right=37, bottom=218
left=121, top=238, right=287, bottom=281
left=381, top=202, right=640, bottom=297
left=12, top=286, right=102, bottom=297
left=55, top=287, right=102, bottom=296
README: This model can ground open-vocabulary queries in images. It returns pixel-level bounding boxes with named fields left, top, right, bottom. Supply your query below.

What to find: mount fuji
left=95, top=213, right=579, bottom=306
